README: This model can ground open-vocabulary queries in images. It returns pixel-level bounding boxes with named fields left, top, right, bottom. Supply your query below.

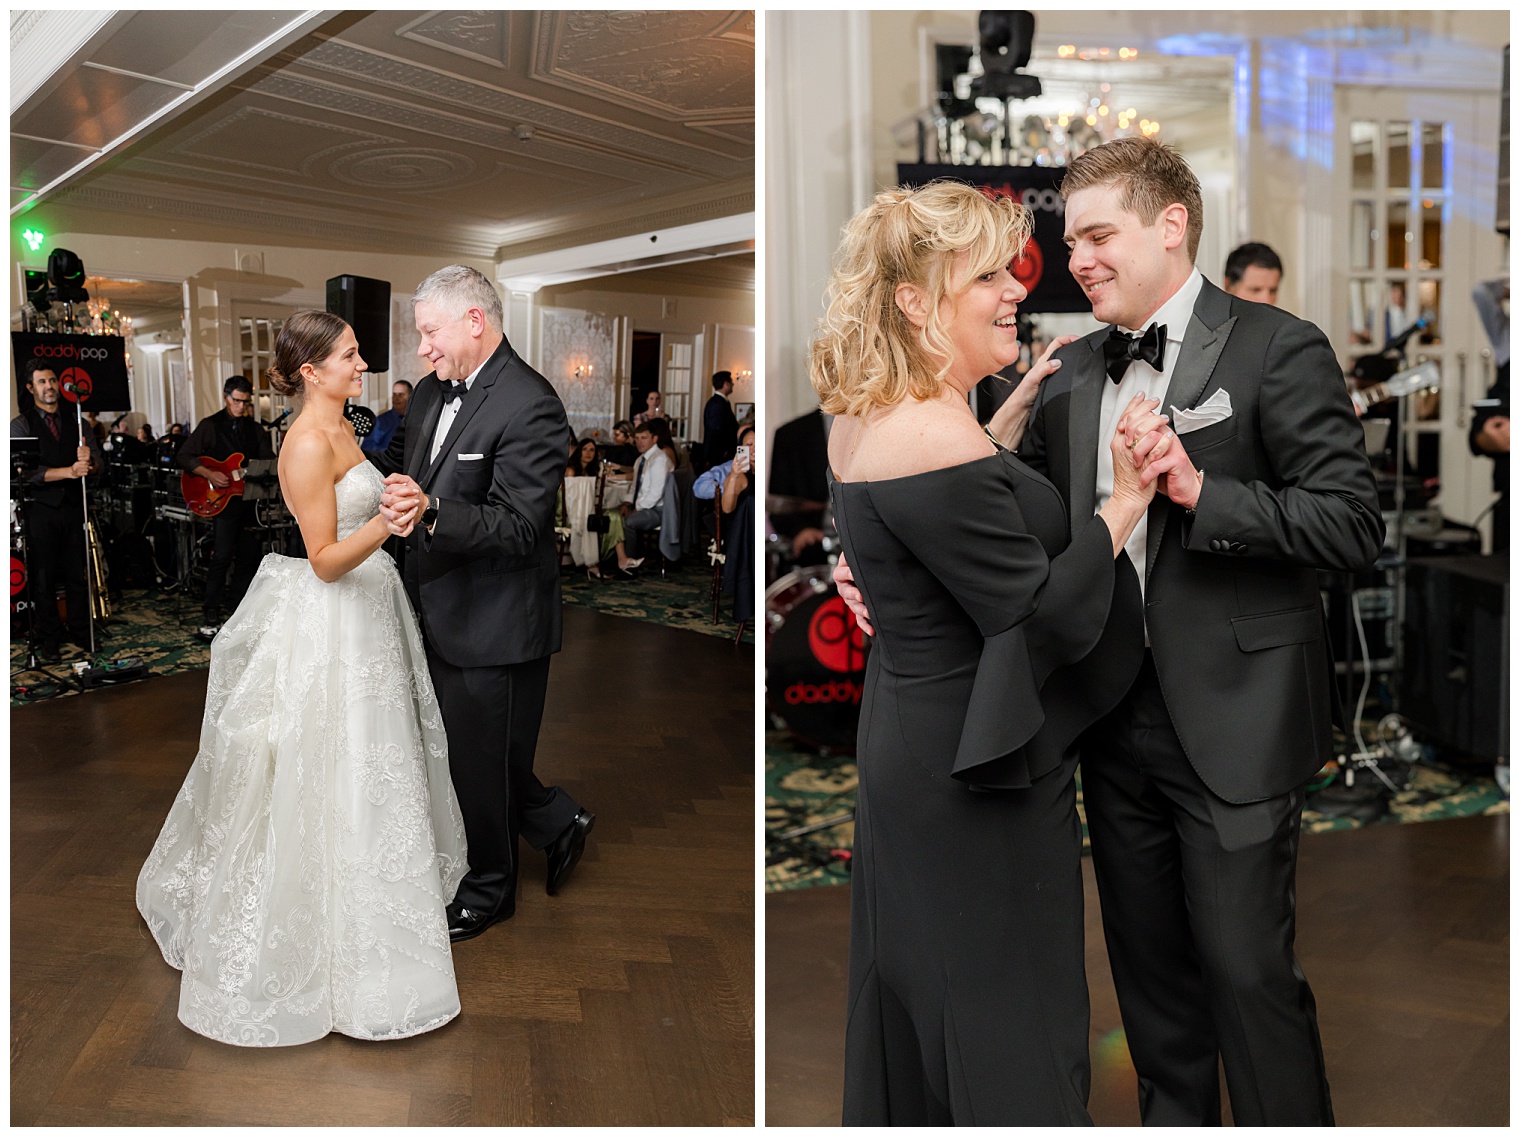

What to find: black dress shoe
left=546, top=809, right=595, bottom=896
left=446, top=898, right=515, bottom=942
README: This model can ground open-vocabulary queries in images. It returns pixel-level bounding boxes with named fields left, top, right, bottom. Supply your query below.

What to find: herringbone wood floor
left=12, top=604, right=755, bottom=1126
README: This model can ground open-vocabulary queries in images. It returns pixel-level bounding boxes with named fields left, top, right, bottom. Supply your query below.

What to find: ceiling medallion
left=328, top=147, right=476, bottom=190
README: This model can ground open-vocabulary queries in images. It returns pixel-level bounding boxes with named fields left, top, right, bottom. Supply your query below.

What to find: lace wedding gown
left=137, top=461, right=469, bottom=1047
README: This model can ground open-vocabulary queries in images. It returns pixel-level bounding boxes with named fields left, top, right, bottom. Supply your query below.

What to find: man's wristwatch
left=421, top=501, right=439, bottom=534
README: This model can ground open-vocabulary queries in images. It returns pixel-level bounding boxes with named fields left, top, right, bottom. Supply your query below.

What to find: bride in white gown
left=137, top=310, right=468, bottom=1047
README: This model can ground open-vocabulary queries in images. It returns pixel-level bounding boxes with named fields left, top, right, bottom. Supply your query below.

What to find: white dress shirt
left=629, top=447, right=672, bottom=511
left=429, top=358, right=487, bottom=465
left=1095, top=267, right=1205, bottom=599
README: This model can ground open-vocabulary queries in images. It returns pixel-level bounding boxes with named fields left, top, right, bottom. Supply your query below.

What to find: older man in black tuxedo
left=374, top=264, right=594, bottom=942
left=839, top=138, right=1382, bottom=1125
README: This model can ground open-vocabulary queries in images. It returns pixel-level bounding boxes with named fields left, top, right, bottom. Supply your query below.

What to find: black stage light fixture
left=46, top=247, right=89, bottom=304
left=973, top=11, right=1042, bottom=101
left=935, top=43, right=977, bottom=121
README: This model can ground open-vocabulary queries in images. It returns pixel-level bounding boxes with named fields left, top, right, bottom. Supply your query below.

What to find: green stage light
left=22, top=228, right=45, bottom=252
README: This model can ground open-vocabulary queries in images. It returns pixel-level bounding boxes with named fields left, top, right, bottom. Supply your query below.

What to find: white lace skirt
left=137, top=552, right=469, bottom=1047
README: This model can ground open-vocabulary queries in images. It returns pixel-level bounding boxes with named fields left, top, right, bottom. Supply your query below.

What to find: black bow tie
left=440, top=380, right=464, bottom=405
left=1103, top=322, right=1168, bottom=384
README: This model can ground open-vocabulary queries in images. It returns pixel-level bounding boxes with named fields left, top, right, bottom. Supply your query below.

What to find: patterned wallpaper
left=539, top=305, right=619, bottom=440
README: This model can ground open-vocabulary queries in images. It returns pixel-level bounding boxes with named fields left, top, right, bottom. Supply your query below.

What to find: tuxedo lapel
left=1145, top=280, right=1237, bottom=583
left=1065, top=334, right=1106, bottom=538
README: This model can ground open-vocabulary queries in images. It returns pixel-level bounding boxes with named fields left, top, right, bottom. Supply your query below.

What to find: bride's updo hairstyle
left=809, top=181, right=1031, bottom=417
left=266, top=309, right=350, bottom=397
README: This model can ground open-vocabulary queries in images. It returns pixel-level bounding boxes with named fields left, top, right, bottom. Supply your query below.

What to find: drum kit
left=764, top=494, right=867, bottom=755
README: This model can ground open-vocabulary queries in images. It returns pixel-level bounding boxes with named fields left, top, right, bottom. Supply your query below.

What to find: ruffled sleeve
left=871, top=455, right=1140, bottom=789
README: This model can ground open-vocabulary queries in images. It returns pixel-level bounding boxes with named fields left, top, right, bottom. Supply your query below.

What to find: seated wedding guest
left=361, top=378, right=412, bottom=453
left=1223, top=241, right=1283, bottom=306
left=610, top=422, right=670, bottom=576
left=695, top=423, right=756, bottom=539
left=632, top=389, right=666, bottom=427
left=565, top=436, right=602, bottom=479
left=604, top=420, right=638, bottom=470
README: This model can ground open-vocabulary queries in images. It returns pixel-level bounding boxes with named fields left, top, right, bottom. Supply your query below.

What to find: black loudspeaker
left=1400, top=555, right=1509, bottom=760
left=325, top=274, right=390, bottom=373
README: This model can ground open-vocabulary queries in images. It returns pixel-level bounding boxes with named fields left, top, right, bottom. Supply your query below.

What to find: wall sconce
left=734, top=368, right=753, bottom=382
left=574, top=361, right=595, bottom=379
left=568, top=354, right=595, bottom=380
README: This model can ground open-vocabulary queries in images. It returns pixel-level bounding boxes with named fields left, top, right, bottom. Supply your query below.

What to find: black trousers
left=24, top=501, right=90, bottom=647
left=205, top=499, right=261, bottom=620
left=426, top=650, right=580, bottom=912
left=1081, top=652, right=1334, bottom=1126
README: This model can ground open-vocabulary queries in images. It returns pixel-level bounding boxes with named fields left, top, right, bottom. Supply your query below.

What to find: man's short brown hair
left=1061, top=137, right=1203, bottom=262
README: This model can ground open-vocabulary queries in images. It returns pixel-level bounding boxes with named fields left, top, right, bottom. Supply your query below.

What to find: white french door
left=1335, top=85, right=1504, bottom=541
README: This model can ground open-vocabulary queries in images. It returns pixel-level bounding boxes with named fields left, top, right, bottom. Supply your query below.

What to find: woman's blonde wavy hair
left=809, top=181, right=1032, bottom=417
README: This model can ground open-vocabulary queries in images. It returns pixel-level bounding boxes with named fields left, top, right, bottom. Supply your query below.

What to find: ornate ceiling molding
left=294, top=39, right=747, bottom=172
left=532, top=11, right=754, bottom=123
left=396, top=11, right=510, bottom=70
left=48, top=183, right=498, bottom=257
left=495, top=188, right=754, bottom=261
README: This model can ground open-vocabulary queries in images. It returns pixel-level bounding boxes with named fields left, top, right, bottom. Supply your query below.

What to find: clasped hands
left=1113, top=394, right=1202, bottom=512
left=378, top=473, right=428, bottom=537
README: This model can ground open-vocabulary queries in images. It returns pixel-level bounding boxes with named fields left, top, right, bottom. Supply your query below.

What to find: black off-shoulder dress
left=830, top=447, right=1143, bottom=1126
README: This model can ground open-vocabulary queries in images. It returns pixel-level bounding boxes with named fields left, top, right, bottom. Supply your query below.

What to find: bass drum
left=765, top=565, right=869, bottom=753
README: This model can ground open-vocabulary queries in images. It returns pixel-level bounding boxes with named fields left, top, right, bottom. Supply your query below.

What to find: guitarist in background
left=177, top=375, right=274, bottom=637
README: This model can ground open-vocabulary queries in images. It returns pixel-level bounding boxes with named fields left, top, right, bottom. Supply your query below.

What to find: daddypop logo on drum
left=785, top=596, right=868, bottom=706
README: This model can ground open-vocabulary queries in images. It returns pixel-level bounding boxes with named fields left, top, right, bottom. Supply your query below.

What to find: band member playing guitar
left=176, top=375, right=274, bottom=638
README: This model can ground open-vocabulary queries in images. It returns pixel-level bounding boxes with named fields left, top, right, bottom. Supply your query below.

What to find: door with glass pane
left=1339, top=87, right=1503, bottom=539
left=660, top=332, right=700, bottom=440
left=232, top=303, right=295, bottom=430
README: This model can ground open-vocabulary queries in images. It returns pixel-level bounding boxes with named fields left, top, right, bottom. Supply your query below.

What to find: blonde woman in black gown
left=813, top=183, right=1169, bottom=1124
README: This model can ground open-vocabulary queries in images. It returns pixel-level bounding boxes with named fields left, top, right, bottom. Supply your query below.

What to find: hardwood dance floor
left=12, top=605, right=755, bottom=1126
left=767, top=812, right=1509, bottom=1126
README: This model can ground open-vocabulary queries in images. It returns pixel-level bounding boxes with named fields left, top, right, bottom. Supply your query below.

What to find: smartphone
left=735, top=444, right=751, bottom=472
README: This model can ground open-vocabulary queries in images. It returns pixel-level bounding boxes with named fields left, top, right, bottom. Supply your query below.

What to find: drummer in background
left=177, top=375, right=274, bottom=639
left=10, top=359, right=105, bottom=662
left=767, top=406, right=830, bottom=567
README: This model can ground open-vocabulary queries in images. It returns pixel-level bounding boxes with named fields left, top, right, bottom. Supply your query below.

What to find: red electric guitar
left=181, top=453, right=248, bottom=518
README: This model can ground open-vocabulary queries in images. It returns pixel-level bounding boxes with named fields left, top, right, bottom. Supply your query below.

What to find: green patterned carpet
left=12, top=564, right=749, bottom=707
left=765, top=732, right=1509, bottom=892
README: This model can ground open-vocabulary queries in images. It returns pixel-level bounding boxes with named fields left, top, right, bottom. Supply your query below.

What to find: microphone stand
left=70, top=398, right=98, bottom=658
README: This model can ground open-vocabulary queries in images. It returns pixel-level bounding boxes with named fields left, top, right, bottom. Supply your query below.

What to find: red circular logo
left=807, top=595, right=867, bottom=674
left=1012, top=238, right=1043, bottom=294
left=11, top=557, right=25, bottom=596
left=59, top=368, right=92, bottom=402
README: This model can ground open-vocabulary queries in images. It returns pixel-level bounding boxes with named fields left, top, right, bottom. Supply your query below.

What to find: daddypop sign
left=12, top=333, right=131, bottom=412
left=896, top=164, right=1089, bottom=314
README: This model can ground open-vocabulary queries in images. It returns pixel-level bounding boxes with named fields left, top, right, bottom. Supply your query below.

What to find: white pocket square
left=457, top=453, right=485, bottom=461
left=1171, top=389, right=1232, bottom=434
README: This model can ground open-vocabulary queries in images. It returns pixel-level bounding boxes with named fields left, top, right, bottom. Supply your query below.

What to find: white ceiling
left=12, top=10, right=755, bottom=261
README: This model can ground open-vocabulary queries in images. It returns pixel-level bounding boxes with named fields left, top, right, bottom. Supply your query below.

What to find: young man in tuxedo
left=835, top=138, right=1382, bottom=1124
left=1018, top=138, right=1381, bottom=1125
left=374, top=264, right=594, bottom=941
left=702, top=369, right=739, bottom=465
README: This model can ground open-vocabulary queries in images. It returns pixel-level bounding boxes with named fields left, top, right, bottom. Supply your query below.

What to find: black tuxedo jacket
left=1021, top=278, right=1384, bottom=803
left=703, top=392, right=739, bottom=463
left=374, top=336, right=572, bottom=669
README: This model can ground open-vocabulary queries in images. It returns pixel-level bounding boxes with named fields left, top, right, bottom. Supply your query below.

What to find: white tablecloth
left=563, top=476, right=629, bottom=566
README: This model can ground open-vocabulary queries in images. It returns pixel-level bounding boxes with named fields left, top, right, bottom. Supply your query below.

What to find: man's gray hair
left=412, top=264, right=503, bottom=330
